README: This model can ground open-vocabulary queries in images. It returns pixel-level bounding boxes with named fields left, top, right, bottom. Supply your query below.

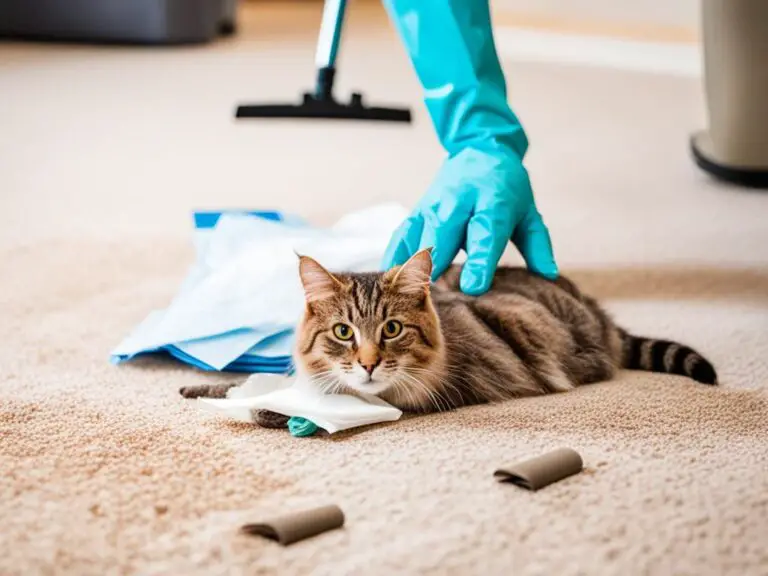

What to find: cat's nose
left=359, top=359, right=381, bottom=376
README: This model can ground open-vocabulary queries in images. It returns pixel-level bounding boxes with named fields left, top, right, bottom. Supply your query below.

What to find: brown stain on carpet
left=0, top=399, right=291, bottom=574
left=1, top=399, right=289, bottom=512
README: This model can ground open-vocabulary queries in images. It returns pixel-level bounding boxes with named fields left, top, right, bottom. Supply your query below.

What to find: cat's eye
left=332, top=323, right=354, bottom=341
left=382, top=320, right=403, bottom=339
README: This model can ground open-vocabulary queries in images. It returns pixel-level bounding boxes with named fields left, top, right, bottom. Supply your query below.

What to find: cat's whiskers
left=397, top=372, right=435, bottom=411
left=391, top=378, right=421, bottom=411
left=307, top=370, right=341, bottom=395
left=315, top=378, right=337, bottom=393
left=319, top=379, right=343, bottom=395
left=405, top=365, right=461, bottom=401
left=407, top=363, right=462, bottom=381
left=410, top=367, right=463, bottom=401
left=307, top=370, right=334, bottom=384
left=410, top=369, right=456, bottom=412
left=398, top=371, right=448, bottom=412
left=411, top=377, right=447, bottom=413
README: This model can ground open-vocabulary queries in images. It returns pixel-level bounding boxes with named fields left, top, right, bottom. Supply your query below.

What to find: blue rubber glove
left=381, top=0, right=558, bottom=294
left=288, top=416, right=318, bottom=437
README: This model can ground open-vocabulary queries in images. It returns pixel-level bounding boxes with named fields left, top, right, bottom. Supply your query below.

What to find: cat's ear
left=386, top=248, right=433, bottom=295
left=297, top=255, right=344, bottom=303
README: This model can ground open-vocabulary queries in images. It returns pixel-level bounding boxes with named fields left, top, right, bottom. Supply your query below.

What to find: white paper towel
left=197, top=374, right=403, bottom=434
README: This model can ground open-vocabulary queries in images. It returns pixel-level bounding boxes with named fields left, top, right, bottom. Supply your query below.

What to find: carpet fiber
left=1, top=3, right=767, bottom=575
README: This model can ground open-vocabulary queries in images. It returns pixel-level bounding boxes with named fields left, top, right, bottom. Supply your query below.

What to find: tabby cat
left=181, top=249, right=717, bottom=423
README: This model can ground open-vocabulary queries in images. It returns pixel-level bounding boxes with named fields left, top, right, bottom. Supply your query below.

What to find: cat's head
left=293, top=249, right=443, bottom=398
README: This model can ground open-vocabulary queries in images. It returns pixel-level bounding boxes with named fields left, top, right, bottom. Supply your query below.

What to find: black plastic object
left=0, top=0, right=235, bottom=45
left=236, top=67, right=412, bottom=123
left=691, top=137, right=768, bottom=189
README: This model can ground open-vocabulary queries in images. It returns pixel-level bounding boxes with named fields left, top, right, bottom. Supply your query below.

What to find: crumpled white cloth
left=197, top=374, right=403, bottom=434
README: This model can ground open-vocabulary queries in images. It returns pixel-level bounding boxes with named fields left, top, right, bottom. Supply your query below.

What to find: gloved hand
left=381, top=0, right=558, bottom=294
left=382, top=146, right=556, bottom=295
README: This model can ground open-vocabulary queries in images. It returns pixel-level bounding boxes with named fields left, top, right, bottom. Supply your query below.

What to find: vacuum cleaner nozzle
left=236, top=92, right=412, bottom=123
left=235, top=66, right=412, bottom=123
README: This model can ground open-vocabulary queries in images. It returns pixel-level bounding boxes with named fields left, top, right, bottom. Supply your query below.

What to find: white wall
left=492, top=0, right=700, bottom=31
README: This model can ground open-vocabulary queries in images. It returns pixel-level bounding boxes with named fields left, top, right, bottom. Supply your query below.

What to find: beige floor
left=2, top=3, right=768, bottom=575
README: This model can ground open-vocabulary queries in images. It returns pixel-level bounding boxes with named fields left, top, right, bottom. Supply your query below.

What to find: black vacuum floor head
left=236, top=92, right=412, bottom=123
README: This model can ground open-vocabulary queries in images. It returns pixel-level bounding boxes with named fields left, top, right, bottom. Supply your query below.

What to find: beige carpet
left=2, top=3, right=768, bottom=575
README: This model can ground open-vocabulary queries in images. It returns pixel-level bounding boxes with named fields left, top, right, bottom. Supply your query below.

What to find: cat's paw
left=179, top=383, right=236, bottom=399
left=179, top=385, right=205, bottom=399
left=252, top=409, right=290, bottom=429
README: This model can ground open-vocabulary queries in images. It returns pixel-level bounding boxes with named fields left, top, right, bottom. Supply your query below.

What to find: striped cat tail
left=620, top=333, right=718, bottom=385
